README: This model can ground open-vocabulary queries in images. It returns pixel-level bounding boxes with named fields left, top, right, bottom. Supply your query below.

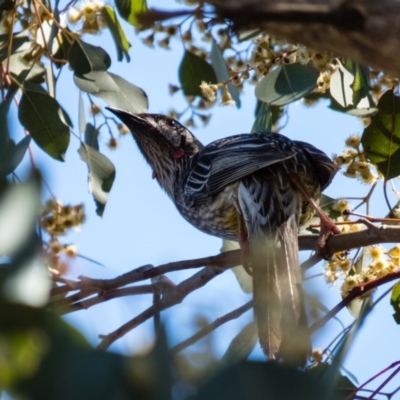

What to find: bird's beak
left=106, top=107, right=150, bottom=132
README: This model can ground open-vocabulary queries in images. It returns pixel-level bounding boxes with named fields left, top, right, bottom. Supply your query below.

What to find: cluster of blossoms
left=325, top=244, right=400, bottom=298
left=68, top=0, right=106, bottom=33
left=41, top=199, right=85, bottom=274
left=333, top=135, right=379, bottom=184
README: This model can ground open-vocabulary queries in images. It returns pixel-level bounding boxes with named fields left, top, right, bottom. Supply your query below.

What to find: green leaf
left=237, top=29, right=261, bottom=42
left=68, top=39, right=111, bottom=74
left=179, top=50, right=217, bottom=97
left=390, top=281, right=400, bottom=324
left=74, top=71, right=148, bottom=113
left=115, top=0, right=147, bottom=27
left=350, top=63, right=370, bottom=108
left=210, top=40, right=240, bottom=107
left=0, top=135, right=31, bottom=177
left=78, top=92, right=86, bottom=134
left=101, top=6, right=131, bottom=62
left=0, top=33, right=29, bottom=62
left=78, top=143, right=116, bottom=217
left=251, top=101, right=272, bottom=133
left=0, top=176, right=40, bottom=256
left=220, top=322, right=257, bottom=366
left=345, top=249, right=373, bottom=318
left=7, top=43, right=46, bottom=82
left=84, top=123, right=99, bottom=151
left=255, top=63, right=318, bottom=106
left=221, top=239, right=252, bottom=294
left=361, top=89, right=400, bottom=180
left=329, top=60, right=354, bottom=108
left=18, top=83, right=70, bottom=161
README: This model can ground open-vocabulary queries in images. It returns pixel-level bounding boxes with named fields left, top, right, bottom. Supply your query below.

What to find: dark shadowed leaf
left=307, top=363, right=356, bottom=399
left=255, top=63, right=318, bottom=106
left=0, top=135, right=31, bottom=177
left=78, top=142, right=116, bottom=217
left=115, top=0, right=147, bottom=27
left=68, top=39, right=111, bottom=74
left=255, top=63, right=319, bottom=106
left=361, top=89, right=400, bottom=180
left=195, top=361, right=323, bottom=400
left=102, top=6, right=131, bottom=62
left=390, top=281, right=400, bottom=324
left=74, top=71, right=148, bottom=113
left=0, top=32, right=28, bottom=62
left=84, top=123, right=99, bottom=151
left=179, top=50, right=217, bottom=97
left=251, top=101, right=271, bottom=133
left=18, top=83, right=70, bottom=161
left=210, top=40, right=240, bottom=107
left=0, top=96, right=12, bottom=159
left=0, top=0, right=14, bottom=11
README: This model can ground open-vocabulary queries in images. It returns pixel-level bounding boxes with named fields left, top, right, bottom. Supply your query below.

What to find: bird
left=107, top=108, right=337, bottom=364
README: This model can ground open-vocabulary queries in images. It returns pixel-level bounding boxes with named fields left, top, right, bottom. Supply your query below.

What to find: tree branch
left=97, top=267, right=225, bottom=350
left=208, top=0, right=400, bottom=76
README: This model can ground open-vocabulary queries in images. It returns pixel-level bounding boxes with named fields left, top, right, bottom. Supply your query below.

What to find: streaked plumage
left=107, top=108, right=337, bottom=364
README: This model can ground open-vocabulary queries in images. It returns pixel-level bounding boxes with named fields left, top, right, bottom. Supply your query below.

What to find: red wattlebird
left=108, top=108, right=337, bottom=364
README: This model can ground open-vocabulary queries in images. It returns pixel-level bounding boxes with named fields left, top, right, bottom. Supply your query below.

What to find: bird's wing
left=294, top=140, right=338, bottom=191
left=184, top=132, right=297, bottom=205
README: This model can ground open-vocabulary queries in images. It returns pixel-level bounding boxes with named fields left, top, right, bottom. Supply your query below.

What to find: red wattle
left=172, top=148, right=185, bottom=159
left=152, top=170, right=157, bottom=179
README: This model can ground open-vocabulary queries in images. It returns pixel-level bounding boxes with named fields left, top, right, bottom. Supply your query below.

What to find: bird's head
left=107, top=108, right=203, bottom=196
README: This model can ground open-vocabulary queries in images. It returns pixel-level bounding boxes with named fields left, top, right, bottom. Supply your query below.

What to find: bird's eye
left=166, top=119, right=177, bottom=128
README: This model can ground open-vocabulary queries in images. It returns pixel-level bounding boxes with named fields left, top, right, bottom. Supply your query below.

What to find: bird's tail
left=250, top=214, right=310, bottom=365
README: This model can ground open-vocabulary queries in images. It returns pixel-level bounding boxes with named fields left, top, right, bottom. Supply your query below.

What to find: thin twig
left=58, top=285, right=154, bottom=314
left=171, top=300, right=253, bottom=353
left=311, top=271, right=400, bottom=333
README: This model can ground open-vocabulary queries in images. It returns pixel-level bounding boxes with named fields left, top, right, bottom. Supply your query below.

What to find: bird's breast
left=175, top=183, right=240, bottom=241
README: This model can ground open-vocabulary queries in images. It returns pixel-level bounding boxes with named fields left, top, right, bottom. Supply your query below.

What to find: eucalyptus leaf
left=210, top=40, right=240, bottom=107
left=84, top=123, right=99, bottom=151
left=78, top=142, right=116, bottom=217
left=361, top=89, right=400, bottom=179
left=255, top=63, right=318, bottom=106
left=115, top=0, right=147, bottom=27
left=251, top=101, right=272, bottom=133
left=7, top=43, right=46, bottom=82
left=78, top=92, right=86, bottom=134
left=179, top=50, right=217, bottom=97
left=0, top=176, right=40, bottom=256
left=19, top=83, right=70, bottom=161
left=221, top=239, right=252, bottom=293
left=220, top=322, right=257, bottom=366
left=74, top=71, right=148, bottom=113
left=329, top=60, right=354, bottom=108
left=101, top=6, right=131, bottom=62
left=68, top=39, right=111, bottom=74
left=390, top=281, right=400, bottom=324
left=0, top=32, right=28, bottom=62
left=0, top=135, right=31, bottom=177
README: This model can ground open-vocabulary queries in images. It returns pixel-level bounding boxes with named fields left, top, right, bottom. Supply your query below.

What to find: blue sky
left=9, top=0, right=400, bottom=395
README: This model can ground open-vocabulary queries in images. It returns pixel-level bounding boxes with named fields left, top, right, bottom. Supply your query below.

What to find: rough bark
left=209, top=0, right=400, bottom=76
